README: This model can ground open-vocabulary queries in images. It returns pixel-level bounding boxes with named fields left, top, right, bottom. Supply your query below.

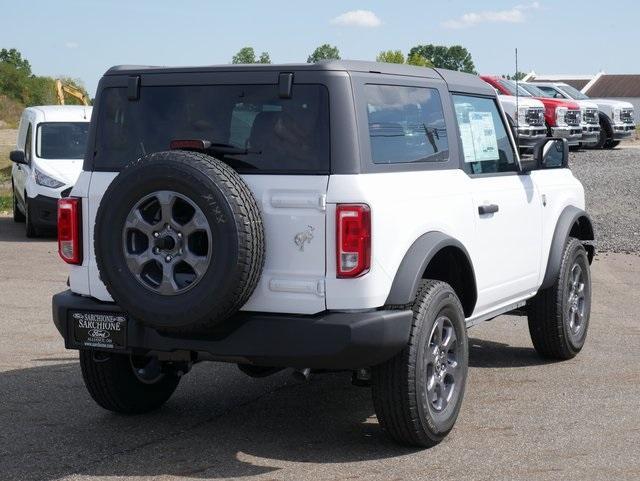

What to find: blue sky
left=1, top=0, right=638, bottom=96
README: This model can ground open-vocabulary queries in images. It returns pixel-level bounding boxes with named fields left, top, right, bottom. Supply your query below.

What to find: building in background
left=524, top=72, right=640, bottom=123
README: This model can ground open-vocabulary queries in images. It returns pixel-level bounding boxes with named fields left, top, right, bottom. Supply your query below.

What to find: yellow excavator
left=55, top=79, right=89, bottom=106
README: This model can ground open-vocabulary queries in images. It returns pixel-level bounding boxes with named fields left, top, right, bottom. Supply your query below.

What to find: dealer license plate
left=71, top=311, right=127, bottom=350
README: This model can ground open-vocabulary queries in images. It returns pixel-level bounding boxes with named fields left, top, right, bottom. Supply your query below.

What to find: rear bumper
left=52, top=290, right=413, bottom=369
left=29, top=195, right=58, bottom=228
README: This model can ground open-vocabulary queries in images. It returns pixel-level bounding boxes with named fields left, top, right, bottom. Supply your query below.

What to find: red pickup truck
left=481, top=75, right=583, bottom=146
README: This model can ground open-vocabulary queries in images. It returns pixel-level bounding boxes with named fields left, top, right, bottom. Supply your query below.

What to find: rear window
left=36, top=122, right=89, bottom=160
left=94, top=84, right=330, bottom=173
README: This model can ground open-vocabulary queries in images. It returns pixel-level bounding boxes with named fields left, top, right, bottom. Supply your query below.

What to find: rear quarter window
left=365, top=85, right=449, bottom=164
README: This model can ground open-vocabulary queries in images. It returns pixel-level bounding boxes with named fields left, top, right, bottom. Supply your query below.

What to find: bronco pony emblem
left=294, top=225, right=314, bottom=251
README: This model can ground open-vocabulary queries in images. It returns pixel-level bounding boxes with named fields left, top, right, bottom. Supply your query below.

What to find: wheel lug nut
left=153, top=247, right=160, bottom=254
left=165, top=255, right=172, bottom=262
left=177, top=232, right=182, bottom=238
left=153, top=232, right=159, bottom=238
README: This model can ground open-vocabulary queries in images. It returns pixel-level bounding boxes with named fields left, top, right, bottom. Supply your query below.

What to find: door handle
left=478, top=204, right=499, bottom=215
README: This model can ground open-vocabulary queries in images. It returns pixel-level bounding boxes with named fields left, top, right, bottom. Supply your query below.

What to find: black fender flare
left=541, top=206, right=595, bottom=290
left=385, top=231, right=477, bottom=313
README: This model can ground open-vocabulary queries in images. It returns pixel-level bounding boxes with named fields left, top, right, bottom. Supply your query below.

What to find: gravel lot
left=570, top=145, right=640, bottom=254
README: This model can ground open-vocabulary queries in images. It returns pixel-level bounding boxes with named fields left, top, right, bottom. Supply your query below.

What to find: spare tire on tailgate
left=94, top=150, right=265, bottom=333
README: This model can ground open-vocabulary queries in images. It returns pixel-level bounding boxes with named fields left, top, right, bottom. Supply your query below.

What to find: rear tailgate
left=81, top=172, right=328, bottom=315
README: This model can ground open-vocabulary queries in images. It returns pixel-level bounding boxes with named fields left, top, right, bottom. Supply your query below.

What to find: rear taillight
left=58, top=198, right=82, bottom=265
left=336, top=204, right=371, bottom=278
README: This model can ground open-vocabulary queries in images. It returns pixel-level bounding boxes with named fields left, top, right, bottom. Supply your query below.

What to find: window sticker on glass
left=459, top=111, right=499, bottom=163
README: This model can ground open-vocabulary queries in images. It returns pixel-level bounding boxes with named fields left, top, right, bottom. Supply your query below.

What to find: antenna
left=515, top=47, right=520, bottom=150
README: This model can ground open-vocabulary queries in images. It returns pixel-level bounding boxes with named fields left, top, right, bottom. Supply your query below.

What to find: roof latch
left=278, top=72, right=293, bottom=99
left=127, top=76, right=140, bottom=101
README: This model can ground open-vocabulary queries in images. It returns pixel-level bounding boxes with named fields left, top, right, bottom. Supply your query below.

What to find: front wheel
left=527, top=238, right=591, bottom=360
left=79, top=351, right=180, bottom=414
left=25, top=197, right=39, bottom=238
left=12, top=184, right=25, bottom=223
left=372, top=280, right=468, bottom=447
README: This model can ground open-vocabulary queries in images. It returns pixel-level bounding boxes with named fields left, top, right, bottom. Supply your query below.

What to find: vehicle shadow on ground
left=0, top=362, right=417, bottom=480
left=0, top=215, right=56, bottom=242
left=468, top=337, right=549, bottom=368
left=3, top=336, right=550, bottom=480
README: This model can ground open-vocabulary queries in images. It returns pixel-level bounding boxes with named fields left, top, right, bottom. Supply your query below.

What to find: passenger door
left=452, top=94, right=543, bottom=315
left=14, top=123, right=32, bottom=203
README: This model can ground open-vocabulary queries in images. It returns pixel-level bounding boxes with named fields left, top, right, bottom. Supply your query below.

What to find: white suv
left=52, top=61, right=595, bottom=447
left=10, top=105, right=92, bottom=236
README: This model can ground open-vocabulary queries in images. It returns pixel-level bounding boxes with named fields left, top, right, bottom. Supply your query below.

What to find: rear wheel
left=79, top=350, right=180, bottom=414
left=527, top=238, right=591, bottom=360
left=372, top=280, right=468, bottom=447
left=12, top=184, right=25, bottom=223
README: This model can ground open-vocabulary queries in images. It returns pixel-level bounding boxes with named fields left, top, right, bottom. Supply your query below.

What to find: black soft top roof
left=104, top=60, right=493, bottom=95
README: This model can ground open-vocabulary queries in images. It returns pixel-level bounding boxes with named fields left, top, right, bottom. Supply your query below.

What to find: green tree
left=406, top=53, right=434, bottom=68
left=25, top=76, right=56, bottom=105
left=0, top=48, right=32, bottom=75
left=407, top=44, right=476, bottom=73
left=376, top=50, right=405, bottom=64
left=258, top=51, right=271, bottom=64
left=307, top=44, right=340, bottom=63
left=503, top=71, right=527, bottom=81
left=231, top=47, right=271, bottom=64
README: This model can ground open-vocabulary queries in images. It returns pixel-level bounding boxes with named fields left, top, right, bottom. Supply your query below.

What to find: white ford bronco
left=52, top=61, right=595, bottom=447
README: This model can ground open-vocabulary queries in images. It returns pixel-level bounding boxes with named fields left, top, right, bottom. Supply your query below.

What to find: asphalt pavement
left=0, top=215, right=639, bottom=481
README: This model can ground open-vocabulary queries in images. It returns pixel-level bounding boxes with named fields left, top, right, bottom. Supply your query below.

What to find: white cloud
left=443, top=2, right=540, bottom=29
left=65, top=41, right=79, bottom=49
left=330, top=10, right=381, bottom=28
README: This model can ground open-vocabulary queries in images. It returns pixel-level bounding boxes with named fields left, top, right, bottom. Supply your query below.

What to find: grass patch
left=0, top=193, right=11, bottom=214
left=1, top=139, right=13, bottom=182
left=0, top=95, right=23, bottom=129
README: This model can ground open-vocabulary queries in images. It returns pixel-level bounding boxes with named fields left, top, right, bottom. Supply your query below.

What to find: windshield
left=520, top=83, right=552, bottom=98
left=497, top=79, right=531, bottom=97
left=95, top=84, right=330, bottom=173
left=558, top=84, right=590, bottom=100
left=36, top=122, right=89, bottom=159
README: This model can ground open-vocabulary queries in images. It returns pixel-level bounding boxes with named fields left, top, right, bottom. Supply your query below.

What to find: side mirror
left=535, top=138, right=569, bottom=169
left=9, top=150, right=26, bottom=165
left=522, top=138, right=569, bottom=173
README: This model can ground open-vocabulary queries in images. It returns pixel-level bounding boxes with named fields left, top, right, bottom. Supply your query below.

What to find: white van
left=10, top=105, right=92, bottom=236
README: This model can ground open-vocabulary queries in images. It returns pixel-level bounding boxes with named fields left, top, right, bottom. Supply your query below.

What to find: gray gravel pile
left=570, top=145, right=640, bottom=254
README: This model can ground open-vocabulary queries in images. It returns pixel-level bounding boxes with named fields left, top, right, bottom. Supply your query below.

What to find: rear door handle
left=478, top=204, right=499, bottom=215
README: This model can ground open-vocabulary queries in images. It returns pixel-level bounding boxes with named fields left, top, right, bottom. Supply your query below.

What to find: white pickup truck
left=493, top=92, right=547, bottom=151
left=531, top=81, right=634, bottom=149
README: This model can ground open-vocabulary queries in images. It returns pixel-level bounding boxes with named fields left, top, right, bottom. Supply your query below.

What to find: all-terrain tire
left=79, top=350, right=180, bottom=414
left=94, top=150, right=265, bottom=334
left=527, top=238, right=591, bottom=360
left=12, top=183, right=25, bottom=223
left=372, top=280, right=468, bottom=447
